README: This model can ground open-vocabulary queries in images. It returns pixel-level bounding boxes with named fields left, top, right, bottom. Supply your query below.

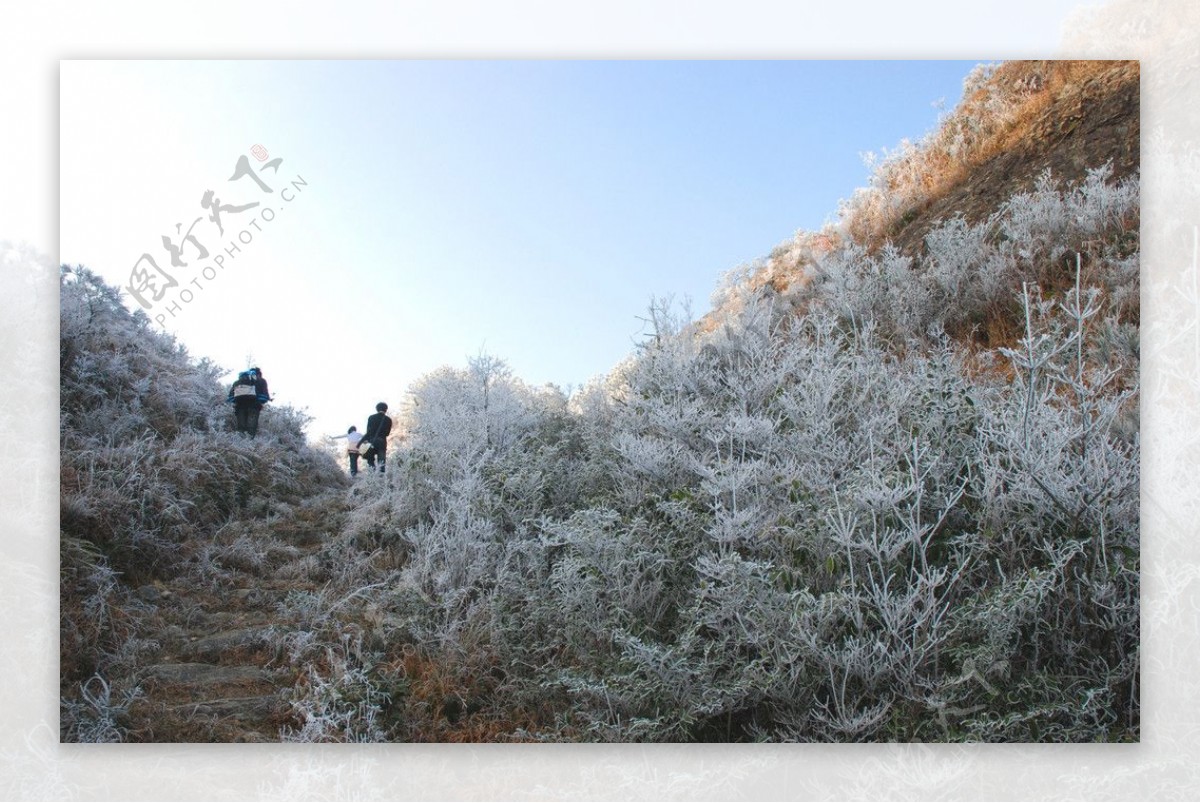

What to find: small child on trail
left=328, top=426, right=364, bottom=476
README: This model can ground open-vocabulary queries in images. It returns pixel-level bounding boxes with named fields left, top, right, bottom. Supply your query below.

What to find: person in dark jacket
left=226, top=366, right=270, bottom=437
left=361, top=401, right=392, bottom=472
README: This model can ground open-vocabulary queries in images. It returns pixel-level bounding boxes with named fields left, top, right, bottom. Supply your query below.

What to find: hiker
left=226, top=366, right=270, bottom=437
left=328, top=425, right=364, bottom=476
left=361, top=402, right=393, bottom=473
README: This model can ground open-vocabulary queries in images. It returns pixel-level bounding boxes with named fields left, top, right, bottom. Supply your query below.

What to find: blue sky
left=60, top=59, right=979, bottom=439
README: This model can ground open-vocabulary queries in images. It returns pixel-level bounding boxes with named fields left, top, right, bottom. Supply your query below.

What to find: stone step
left=167, top=693, right=284, bottom=722
left=178, top=626, right=280, bottom=662
left=142, top=662, right=283, bottom=690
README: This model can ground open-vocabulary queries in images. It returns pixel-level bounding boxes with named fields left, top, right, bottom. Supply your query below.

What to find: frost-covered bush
left=60, top=674, right=142, bottom=743
left=836, top=61, right=1136, bottom=249
left=281, top=634, right=396, bottom=742
left=356, top=222, right=1137, bottom=741
left=815, top=165, right=1139, bottom=350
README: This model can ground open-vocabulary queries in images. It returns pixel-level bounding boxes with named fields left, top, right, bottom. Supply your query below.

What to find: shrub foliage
left=325, top=167, right=1138, bottom=742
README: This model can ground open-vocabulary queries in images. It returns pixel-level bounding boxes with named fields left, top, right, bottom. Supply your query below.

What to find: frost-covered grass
left=60, top=674, right=142, bottom=743
left=837, top=60, right=1137, bottom=250
left=281, top=633, right=397, bottom=743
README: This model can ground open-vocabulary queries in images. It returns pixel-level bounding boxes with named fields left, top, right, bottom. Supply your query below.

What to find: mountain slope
left=747, top=60, right=1138, bottom=333
left=61, top=59, right=1140, bottom=744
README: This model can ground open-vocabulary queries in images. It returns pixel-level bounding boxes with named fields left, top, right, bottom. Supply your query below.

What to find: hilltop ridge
left=743, top=60, right=1138, bottom=333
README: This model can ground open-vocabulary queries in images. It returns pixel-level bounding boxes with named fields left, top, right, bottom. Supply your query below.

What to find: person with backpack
left=361, top=402, right=392, bottom=473
left=226, top=366, right=270, bottom=437
left=328, top=425, right=365, bottom=476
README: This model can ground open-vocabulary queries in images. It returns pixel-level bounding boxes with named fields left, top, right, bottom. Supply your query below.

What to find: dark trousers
left=349, top=452, right=360, bottom=476
left=365, top=442, right=386, bottom=472
left=235, top=404, right=261, bottom=437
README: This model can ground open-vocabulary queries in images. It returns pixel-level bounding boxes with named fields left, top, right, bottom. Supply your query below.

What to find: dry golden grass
left=843, top=60, right=1138, bottom=251
left=393, top=645, right=558, bottom=742
left=710, top=59, right=1140, bottom=360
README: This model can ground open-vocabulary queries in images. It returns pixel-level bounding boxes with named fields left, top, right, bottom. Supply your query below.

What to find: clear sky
left=60, top=59, right=980, bottom=439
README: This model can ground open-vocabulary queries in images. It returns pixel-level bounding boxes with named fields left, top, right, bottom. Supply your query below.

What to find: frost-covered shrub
left=836, top=61, right=1136, bottom=249
left=60, top=536, right=138, bottom=687
left=58, top=143, right=1139, bottom=742
left=281, top=634, right=396, bottom=742
left=60, top=674, right=142, bottom=743
left=361, top=245, right=1136, bottom=741
left=813, top=166, right=1139, bottom=350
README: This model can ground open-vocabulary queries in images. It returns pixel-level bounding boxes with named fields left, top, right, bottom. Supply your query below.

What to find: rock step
left=167, top=694, right=284, bottom=722
left=134, top=663, right=298, bottom=741
left=177, top=626, right=280, bottom=662
left=143, top=662, right=284, bottom=690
